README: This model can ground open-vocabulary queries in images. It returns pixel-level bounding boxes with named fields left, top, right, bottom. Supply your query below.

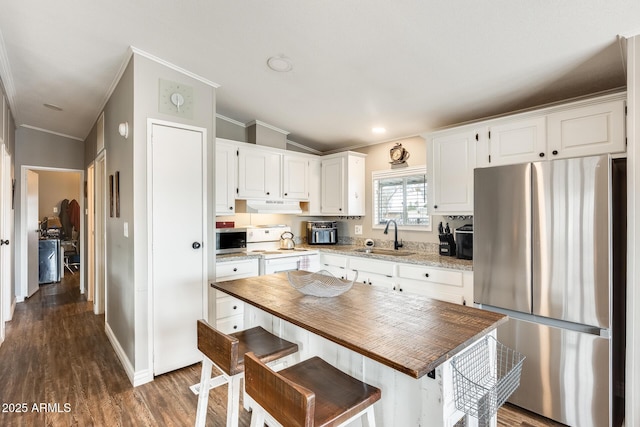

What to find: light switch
left=53, top=207, right=58, bottom=213
left=124, top=222, right=129, bottom=238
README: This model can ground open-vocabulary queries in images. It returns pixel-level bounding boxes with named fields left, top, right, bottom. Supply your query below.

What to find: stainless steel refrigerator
left=474, top=155, right=625, bottom=427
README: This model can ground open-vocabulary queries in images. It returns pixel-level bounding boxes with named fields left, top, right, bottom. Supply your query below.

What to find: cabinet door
left=215, top=142, right=237, bottom=215
left=305, top=158, right=323, bottom=215
left=321, top=157, right=345, bottom=214
left=547, top=99, right=625, bottom=159
left=488, top=117, right=546, bottom=166
left=237, top=147, right=281, bottom=199
left=282, top=155, right=309, bottom=200
left=430, top=129, right=477, bottom=214
left=346, top=154, right=366, bottom=216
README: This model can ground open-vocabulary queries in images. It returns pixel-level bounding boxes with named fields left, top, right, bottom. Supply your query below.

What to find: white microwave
left=215, top=228, right=247, bottom=254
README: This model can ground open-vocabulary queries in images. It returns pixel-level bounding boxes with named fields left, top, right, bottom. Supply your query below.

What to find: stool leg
left=195, top=358, right=213, bottom=427
left=363, top=406, right=376, bottom=427
left=227, top=374, right=242, bottom=427
left=249, top=405, right=266, bottom=427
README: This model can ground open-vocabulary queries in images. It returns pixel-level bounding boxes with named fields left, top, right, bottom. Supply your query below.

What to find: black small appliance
left=307, top=221, right=338, bottom=245
left=454, top=224, right=473, bottom=260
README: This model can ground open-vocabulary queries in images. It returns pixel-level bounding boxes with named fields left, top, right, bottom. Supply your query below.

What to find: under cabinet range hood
left=238, top=199, right=302, bottom=214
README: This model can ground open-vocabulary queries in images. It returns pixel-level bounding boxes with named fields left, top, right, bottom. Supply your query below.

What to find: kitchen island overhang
left=211, top=273, right=508, bottom=426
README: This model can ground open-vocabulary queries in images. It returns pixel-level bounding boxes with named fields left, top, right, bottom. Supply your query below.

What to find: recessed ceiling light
left=43, top=103, right=63, bottom=111
left=267, top=55, right=293, bottom=72
left=372, top=127, right=386, bottom=134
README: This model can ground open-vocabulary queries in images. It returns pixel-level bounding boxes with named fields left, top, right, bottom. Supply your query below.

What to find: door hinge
left=625, top=106, right=628, bottom=115
left=475, top=133, right=479, bottom=141
left=488, top=130, right=491, bottom=139
left=236, top=149, right=239, bottom=156
left=488, top=155, right=491, bottom=163
left=236, top=188, right=239, bottom=194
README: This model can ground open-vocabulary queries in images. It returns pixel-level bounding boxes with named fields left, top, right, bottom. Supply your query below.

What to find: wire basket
left=287, top=270, right=357, bottom=297
left=451, top=335, right=525, bottom=424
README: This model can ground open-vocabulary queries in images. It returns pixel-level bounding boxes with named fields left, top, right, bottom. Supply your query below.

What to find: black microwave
left=215, top=228, right=247, bottom=254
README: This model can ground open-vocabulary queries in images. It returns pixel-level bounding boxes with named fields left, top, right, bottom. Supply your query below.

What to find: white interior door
left=0, top=146, right=8, bottom=341
left=151, top=122, right=206, bottom=375
left=94, top=153, right=106, bottom=315
left=26, top=170, right=39, bottom=297
left=87, top=163, right=95, bottom=302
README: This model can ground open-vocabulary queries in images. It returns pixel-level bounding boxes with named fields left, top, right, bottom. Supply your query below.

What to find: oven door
left=261, top=257, right=301, bottom=275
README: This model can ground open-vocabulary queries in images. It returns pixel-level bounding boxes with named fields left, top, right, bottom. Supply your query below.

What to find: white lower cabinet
left=349, top=257, right=396, bottom=289
left=396, top=264, right=472, bottom=305
left=214, top=258, right=259, bottom=334
left=319, top=252, right=472, bottom=304
left=319, top=253, right=355, bottom=280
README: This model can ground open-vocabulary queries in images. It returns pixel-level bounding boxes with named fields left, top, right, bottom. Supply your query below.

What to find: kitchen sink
left=353, top=248, right=416, bottom=256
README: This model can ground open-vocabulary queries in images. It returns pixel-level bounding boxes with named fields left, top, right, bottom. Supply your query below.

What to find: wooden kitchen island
left=212, top=273, right=507, bottom=427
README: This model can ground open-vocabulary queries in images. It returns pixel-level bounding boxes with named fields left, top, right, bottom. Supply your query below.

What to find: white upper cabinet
left=486, top=116, right=547, bottom=166
left=215, top=140, right=237, bottom=215
left=305, top=158, right=323, bottom=215
left=546, top=98, right=625, bottom=159
left=321, top=152, right=366, bottom=216
left=428, top=128, right=478, bottom=215
left=237, top=146, right=282, bottom=199
left=282, top=154, right=309, bottom=200
left=476, top=92, right=626, bottom=168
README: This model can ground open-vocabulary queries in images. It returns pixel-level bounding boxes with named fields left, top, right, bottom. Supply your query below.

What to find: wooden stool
left=245, top=351, right=382, bottom=427
left=195, top=320, right=299, bottom=427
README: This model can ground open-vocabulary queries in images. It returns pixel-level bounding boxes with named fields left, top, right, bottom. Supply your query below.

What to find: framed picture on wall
left=109, top=174, right=114, bottom=217
left=115, top=171, right=120, bottom=217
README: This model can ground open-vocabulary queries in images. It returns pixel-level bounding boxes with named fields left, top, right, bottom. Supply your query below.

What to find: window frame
left=371, top=165, right=431, bottom=232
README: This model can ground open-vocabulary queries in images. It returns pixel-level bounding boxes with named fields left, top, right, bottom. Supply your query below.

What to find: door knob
left=192, top=242, right=201, bottom=249
left=0, top=239, right=9, bottom=245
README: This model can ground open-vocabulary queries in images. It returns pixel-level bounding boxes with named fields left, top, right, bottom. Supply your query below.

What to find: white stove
left=246, top=225, right=320, bottom=274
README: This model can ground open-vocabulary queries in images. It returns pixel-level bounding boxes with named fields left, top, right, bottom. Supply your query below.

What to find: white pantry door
left=151, top=122, right=206, bottom=376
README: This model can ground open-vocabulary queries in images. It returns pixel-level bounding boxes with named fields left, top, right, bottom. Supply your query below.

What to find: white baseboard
left=104, top=322, right=154, bottom=387
left=9, top=297, right=15, bottom=320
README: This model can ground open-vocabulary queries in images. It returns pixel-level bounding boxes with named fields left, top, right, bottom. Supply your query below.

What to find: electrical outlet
left=354, top=225, right=363, bottom=235
left=53, top=207, right=58, bottom=213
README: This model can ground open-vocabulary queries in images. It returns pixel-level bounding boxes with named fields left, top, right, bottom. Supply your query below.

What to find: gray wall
left=14, top=127, right=85, bottom=300
left=216, top=117, right=247, bottom=142
left=37, top=170, right=81, bottom=221
left=94, top=52, right=216, bottom=377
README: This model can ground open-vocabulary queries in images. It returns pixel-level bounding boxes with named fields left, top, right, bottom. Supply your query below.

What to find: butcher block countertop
left=212, top=272, right=507, bottom=379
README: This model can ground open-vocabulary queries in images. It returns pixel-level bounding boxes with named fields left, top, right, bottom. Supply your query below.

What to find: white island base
left=242, top=303, right=496, bottom=427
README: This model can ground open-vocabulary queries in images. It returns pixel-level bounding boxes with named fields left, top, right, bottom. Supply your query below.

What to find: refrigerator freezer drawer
left=498, top=317, right=611, bottom=427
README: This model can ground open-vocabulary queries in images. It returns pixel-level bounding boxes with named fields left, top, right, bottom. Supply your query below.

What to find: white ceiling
left=0, top=1, right=639, bottom=152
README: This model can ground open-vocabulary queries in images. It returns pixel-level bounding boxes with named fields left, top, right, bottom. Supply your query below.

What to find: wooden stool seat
left=245, top=352, right=381, bottom=427
left=195, top=320, right=299, bottom=427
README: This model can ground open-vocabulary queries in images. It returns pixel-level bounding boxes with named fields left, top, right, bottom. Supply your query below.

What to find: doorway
left=19, top=166, right=85, bottom=300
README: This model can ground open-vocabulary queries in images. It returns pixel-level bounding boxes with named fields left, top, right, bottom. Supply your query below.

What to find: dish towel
left=298, top=255, right=310, bottom=271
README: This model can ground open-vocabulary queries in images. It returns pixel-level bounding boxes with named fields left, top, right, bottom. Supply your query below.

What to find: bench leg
left=195, top=358, right=213, bottom=427
left=363, top=406, right=376, bottom=427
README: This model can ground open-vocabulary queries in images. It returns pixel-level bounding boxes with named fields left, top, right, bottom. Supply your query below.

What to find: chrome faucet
left=383, top=220, right=403, bottom=250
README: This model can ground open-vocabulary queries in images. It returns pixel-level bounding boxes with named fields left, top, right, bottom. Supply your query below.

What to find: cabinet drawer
left=216, top=314, right=244, bottom=334
left=216, top=296, right=245, bottom=319
left=320, top=254, right=348, bottom=269
left=216, top=259, right=259, bottom=281
left=349, top=257, right=395, bottom=277
left=397, top=264, right=462, bottom=287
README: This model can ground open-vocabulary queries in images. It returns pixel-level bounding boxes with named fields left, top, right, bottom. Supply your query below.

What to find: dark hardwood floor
left=0, top=274, right=563, bottom=426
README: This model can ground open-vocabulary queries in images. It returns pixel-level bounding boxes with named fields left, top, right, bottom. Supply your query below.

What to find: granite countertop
left=213, top=273, right=505, bottom=378
left=300, top=244, right=474, bottom=271
left=215, top=244, right=473, bottom=271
